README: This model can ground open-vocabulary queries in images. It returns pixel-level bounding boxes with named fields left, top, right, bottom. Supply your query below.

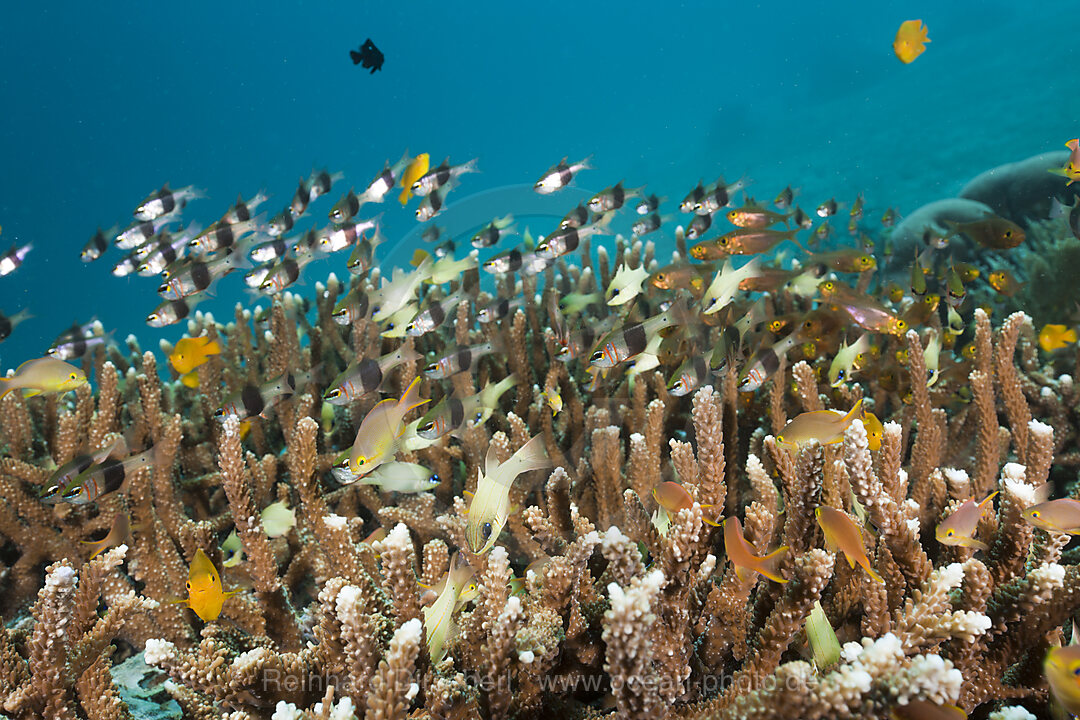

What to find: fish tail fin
left=1065, top=328, right=1078, bottom=343
left=579, top=154, right=594, bottom=170
left=398, top=376, right=429, bottom=414
left=756, top=546, right=789, bottom=583
left=965, top=538, right=990, bottom=551
left=80, top=537, right=111, bottom=560
left=841, top=398, right=865, bottom=426
left=488, top=373, right=518, bottom=404
left=978, top=491, right=1000, bottom=513
left=506, top=434, right=551, bottom=479
left=863, top=562, right=886, bottom=584
left=204, top=339, right=222, bottom=355
left=350, top=49, right=363, bottom=64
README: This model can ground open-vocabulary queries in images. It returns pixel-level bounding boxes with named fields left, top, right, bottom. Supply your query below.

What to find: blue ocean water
left=0, top=1, right=1076, bottom=367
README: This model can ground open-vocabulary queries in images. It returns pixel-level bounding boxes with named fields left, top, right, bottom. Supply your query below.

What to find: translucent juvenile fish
left=680, top=180, right=707, bottom=213
left=559, top=202, right=590, bottom=230
left=347, top=226, right=385, bottom=276
left=815, top=506, right=884, bottom=583
left=774, top=185, right=796, bottom=210
left=471, top=214, right=515, bottom=248
left=313, top=217, right=379, bottom=255
left=606, top=263, right=650, bottom=306
left=477, top=296, right=523, bottom=324
left=0, top=242, right=32, bottom=277
left=590, top=298, right=689, bottom=368
left=329, top=189, right=362, bottom=225
left=0, top=357, right=86, bottom=399
left=346, top=377, right=429, bottom=476
left=81, top=226, right=114, bottom=262
left=1023, top=498, right=1080, bottom=534
left=417, top=375, right=516, bottom=439
left=48, top=320, right=105, bottom=360
left=631, top=212, right=665, bottom=236
left=159, top=250, right=250, bottom=300
left=635, top=193, right=665, bottom=215
left=424, top=340, right=500, bottom=379
left=936, top=492, right=998, bottom=550
left=175, top=548, right=238, bottom=622
left=81, top=512, right=132, bottom=560
left=587, top=181, right=644, bottom=213
left=776, top=399, right=864, bottom=448
left=422, top=551, right=476, bottom=661
left=324, top=346, right=419, bottom=405
left=359, top=150, right=413, bottom=207
left=267, top=209, right=294, bottom=237
left=702, top=258, right=761, bottom=314
left=61, top=448, right=156, bottom=505
left=465, top=434, right=550, bottom=554
left=694, top=177, right=745, bottom=215
left=134, top=183, right=203, bottom=221
left=723, top=516, right=788, bottom=583
left=221, top=191, right=268, bottom=225
left=534, top=155, right=592, bottom=194
left=412, top=157, right=478, bottom=197
left=215, top=367, right=317, bottom=422
left=116, top=214, right=178, bottom=250
left=188, top=216, right=262, bottom=255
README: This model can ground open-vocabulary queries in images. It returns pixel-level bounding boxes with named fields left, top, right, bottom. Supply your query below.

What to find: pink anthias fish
left=723, top=516, right=788, bottom=584
left=1023, top=497, right=1080, bottom=535
left=936, top=492, right=998, bottom=550
left=816, top=505, right=884, bottom=584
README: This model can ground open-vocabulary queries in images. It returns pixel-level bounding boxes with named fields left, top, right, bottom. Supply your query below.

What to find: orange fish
left=893, top=20, right=930, bottom=64
left=936, top=492, right=997, bottom=550
left=652, top=481, right=721, bottom=527
left=815, top=506, right=884, bottom=583
left=169, top=335, right=221, bottom=376
left=81, top=512, right=132, bottom=560
left=723, top=516, right=788, bottom=583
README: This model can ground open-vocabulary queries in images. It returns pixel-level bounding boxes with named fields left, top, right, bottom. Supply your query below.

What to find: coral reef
left=3, top=229, right=1080, bottom=720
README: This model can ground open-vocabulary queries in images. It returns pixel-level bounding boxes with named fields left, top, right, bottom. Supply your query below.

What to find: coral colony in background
left=8, top=31, right=1080, bottom=719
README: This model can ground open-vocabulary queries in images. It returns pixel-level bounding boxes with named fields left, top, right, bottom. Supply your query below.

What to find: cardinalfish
left=168, top=335, right=221, bottom=387
left=694, top=177, right=746, bottom=215
left=1039, top=323, right=1077, bottom=352
left=636, top=193, right=665, bottom=215
left=588, top=181, right=644, bottom=213
left=405, top=290, right=468, bottom=337
left=324, top=346, right=419, bottom=405
left=893, top=19, right=930, bottom=63
left=417, top=375, right=517, bottom=439
left=134, top=183, right=203, bottom=221
left=652, top=482, right=721, bottom=534
left=724, top=516, right=788, bottom=583
left=0, top=357, right=87, bottom=399
left=422, top=552, right=476, bottom=661
left=82, top=513, right=133, bottom=560
left=412, top=157, right=478, bottom=197
left=397, top=153, right=429, bottom=205
left=424, top=339, right=501, bottom=379
left=60, top=448, right=156, bottom=505
left=739, top=332, right=799, bottom=392
left=1045, top=644, right=1080, bottom=715
left=987, top=269, right=1023, bottom=297
left=465, top=434, right=550, bottom=555
left=478, top=296, right=524, bottom=324
left=215, top=367, right=318, bottom=422
left=331, top=286, right=370, bottom=326
left=776, top=399, right=864, bottom=448
left=819, top=280, right=907, bottom=336
left=535, top=221, right=612, bottom=260
left=357, top=150, right=414, bottom=208
left=0, top=241, right=29, bottom=277
left=590, top=298, right=689, bottom=368
left=310, top=217, right=379, bottom=256
left=39, top=436, right=126, bottom=504
left=649, top=262, right=713, bottom=293
left=344, top=377, right=428, bottom=477
left=816, top=198, right=841, bottom=218
left=810, top=249, right=876, bottom=273
left=559, top=202, right=589, bottom=230
left=606, top=263, right=650, bottom=306
left=685, top=213, right=712, bottom=240
left=0, top=309, right=32, bottom=343
left=534, top=155, right=592, bottom=194
left=188, top=216, right=262, bottom=255
left=631, top=212, right=666, bottom=236
left=471, top=214, right=516, bottom=248
left=709, top=298, right=767, bottom=371
left=81, top=226, right=116, bottom=262
left=945, top=217, right=1024, bottom=250
left=691, top=228, right=799, bottom=259
left=936, top=492, right=998, bottom=551
left=1023, top=498, right=1080, bottom=534
left=816, top=506, right=884, bottom=583
left=175, top=548, right=239, bottom=622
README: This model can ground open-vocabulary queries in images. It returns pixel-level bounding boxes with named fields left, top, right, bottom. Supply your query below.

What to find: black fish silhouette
left=349, top=38, right=384, bottom=74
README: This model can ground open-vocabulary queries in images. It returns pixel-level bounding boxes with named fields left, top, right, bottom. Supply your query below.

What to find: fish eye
left=356, top=456, right=367, bottom=466
left=428, top=473, right=440, bottom=485
left=836, top=370, right=845, bottom=380
left=473, top=411, right=484, bottom=423
left=590, top=351, right=604, bottom=362
left=719, top=237, right=729, bottom=246
left=945, top=529, right=954, bottom=537
left=482, top=522, right=492, bottom=539
left=420, top=421, right=435, bottom=433
left=69, top=373, right=78, bottom=380
left=186, top=581, right=192, bottom=590
left=1031, top=510, right=1040, bottom=518
left=1004, top=230, right=1012, bottom=237
left=213, top=408, right=225, bottom=417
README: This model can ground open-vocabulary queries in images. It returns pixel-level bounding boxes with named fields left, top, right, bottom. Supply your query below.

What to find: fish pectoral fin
left=964, top=539, right=990, bottom=551
left=733, top=564, right=751, bottom=584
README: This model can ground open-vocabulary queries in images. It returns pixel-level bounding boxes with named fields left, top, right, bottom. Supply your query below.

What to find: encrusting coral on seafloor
left=3, top=231, right=1080, bottom=720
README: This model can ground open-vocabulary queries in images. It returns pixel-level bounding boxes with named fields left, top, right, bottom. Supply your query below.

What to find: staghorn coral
left=5, top=230, right=1080, bottom=720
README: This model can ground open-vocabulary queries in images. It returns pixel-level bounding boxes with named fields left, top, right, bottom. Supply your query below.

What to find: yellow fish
left=465, top=434, right=550, bottom=554
left=1039, top=323, right=1077, bottom=352
left=541, top=384, right=563, bottom=417
left=0, top=357, right=87, bottom=399
left=261, top=500, right=296, bottom=538
left=890, top=700, right=966, bottom=720
left=936, top=492, right=997, bottom=550
left=723, top=516, right=788, bottom=583
left=776, top=399, right=864, bottom=448
left=221, top=529, right=244, bottom=568
left=862, top=411, right=883, bottom=452
left=893, top=19, right=930, bottom=64
left=1046, top=644, right=1080, bottom=715
left=169, top=336, right=221, bottom=375
left=421, top=551, right=475, bottom=661
left=81, top=512, right=132, bottom=560
left=176, top=548, right=238, bottom=621
left=816, top=505, right=884, bottom=584
left=347, top=377, right=428, bottom=476
left=398, top=153, right=430, bottom=205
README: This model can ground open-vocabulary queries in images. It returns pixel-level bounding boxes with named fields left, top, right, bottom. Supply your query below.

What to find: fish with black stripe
left=412, top=157, right=479, bottom=197
left=417, top=374, right=517, bottom=439
left=39, top=435, right=125, bottom=504
left=221, top=191, right=268, bottom=225
left=159, top=248, right=251, bottom=300
left=416, top=179, right=458, bottom=221
left=477, top=296, right=523, bottom=324
left=115, top=212, right=179, bottom=250
left=534, top=155, right=592, bottom=194
left=587, top=181, right=644, bottom=213
left=739, top=332, right=800, bottom=392
left=259, top=254, right=315, bottom=295
left=590, top=298, right=690, bottom=368
left=250, top=235, right=292, bottom=263
left=423, top=340, right=501, bottom=379
left=0, top=242, right=32, bottom=277
left=189, top=216, right=262, bottom=255
left=136, top=231, right=191, bottom=276
left=147, top=294, right=207, bottom=328
left=406, top=290, right=468, bottom=336
left=535, top=221, right=612, bottom=260
left=332, top=285, right=370, bottom=325
left=0, top=308, right=32, bottom=343
left=134, top=183, right=203, bottom=221
left=60, top=447, right=156, bottom=505
left=215, top=367, right=319, bottom=422
left=324, top=346, right=420, bottom=405
left=81, top=226, right=115, bottom=262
